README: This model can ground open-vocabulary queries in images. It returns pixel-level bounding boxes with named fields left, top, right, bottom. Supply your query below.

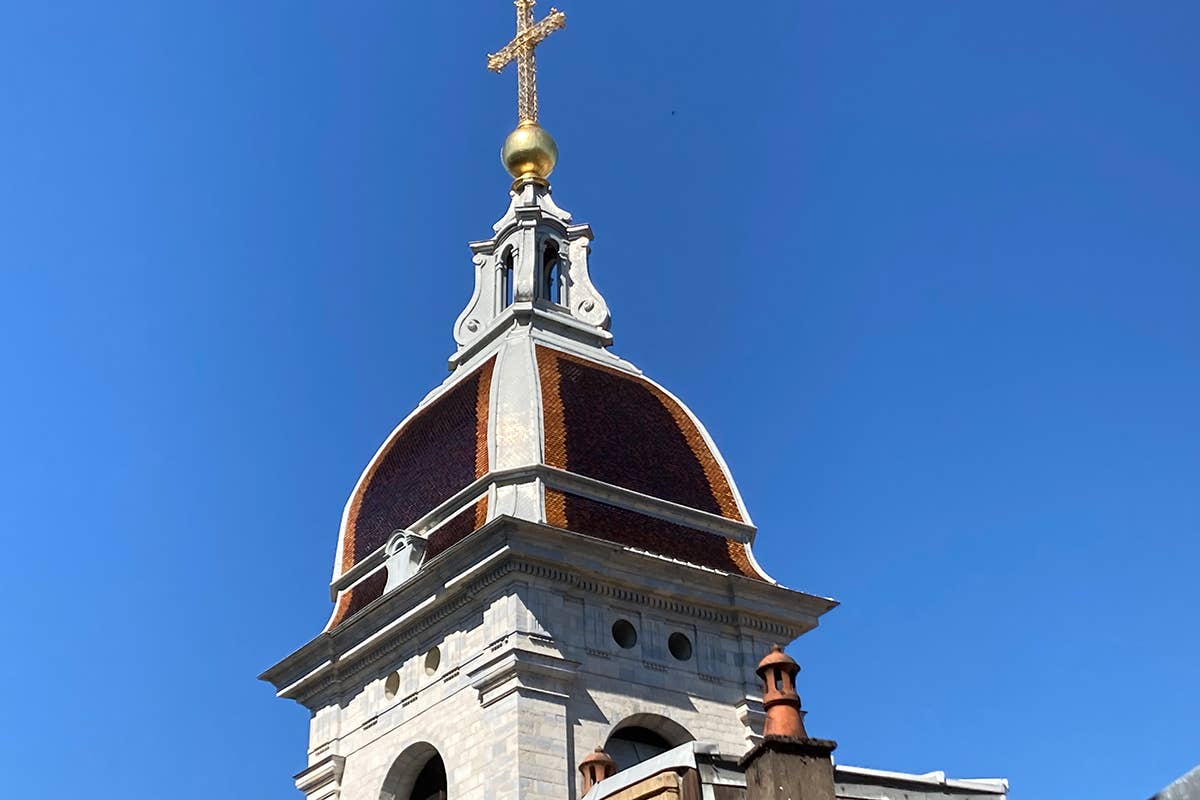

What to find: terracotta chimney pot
left=756, top=644, right=808, bottom=738
left=579, top=746, right=617, bottom=794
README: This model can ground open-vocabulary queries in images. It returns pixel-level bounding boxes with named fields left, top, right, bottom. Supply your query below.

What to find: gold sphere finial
left=502, top=120, right=558, bottom=184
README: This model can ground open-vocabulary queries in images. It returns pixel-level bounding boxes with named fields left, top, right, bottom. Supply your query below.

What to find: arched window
left=604, top=714, right=695, bottom=773
left=380, top=743, right=447, bottom=800
left=500, top=247, right=515, bottom=309
left=542, top=240, right=562, bottom=305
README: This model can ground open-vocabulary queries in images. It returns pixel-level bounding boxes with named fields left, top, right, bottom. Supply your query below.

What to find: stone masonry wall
left=312, top=571, right=784, bottom=800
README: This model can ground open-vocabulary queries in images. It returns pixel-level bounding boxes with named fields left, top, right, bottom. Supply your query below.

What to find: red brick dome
left=324, top=342, right=770, bottom=631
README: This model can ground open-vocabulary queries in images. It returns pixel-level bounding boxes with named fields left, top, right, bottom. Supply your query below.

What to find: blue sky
left=1, top=2, right=1196, bottom=798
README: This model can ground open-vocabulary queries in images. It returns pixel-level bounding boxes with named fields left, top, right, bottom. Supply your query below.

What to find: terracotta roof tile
left=325, top=497, right=488, bottom=631
left=536, top=346, right=742, bottom=520
left=341, top=357, right=495, bottom=573
left=326, top=568, right=388, bottom=630
left=424, top=498, right=490, bottom=562
left=545, top=489, right=764, bottom=580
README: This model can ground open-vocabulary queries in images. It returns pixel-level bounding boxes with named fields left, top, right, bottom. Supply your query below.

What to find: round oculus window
left=611, top=619, right=638, bottom=649
left=424, top=646, right=442, bottom=676
left=668, top=632, right=693, bottom=661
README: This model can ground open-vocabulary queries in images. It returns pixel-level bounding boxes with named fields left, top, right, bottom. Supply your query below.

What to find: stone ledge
left=294, top=754, right=345, bottom=800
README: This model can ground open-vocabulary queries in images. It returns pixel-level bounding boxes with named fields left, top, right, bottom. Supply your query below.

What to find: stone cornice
left=261, top=518, right=836, bottom=709
left=450, top=304, right=613, bottom=371
left=509, top=551, right=826, bottom=636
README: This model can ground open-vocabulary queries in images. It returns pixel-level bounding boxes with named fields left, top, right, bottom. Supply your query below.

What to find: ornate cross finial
left=487, top=0, right=566, bottom=125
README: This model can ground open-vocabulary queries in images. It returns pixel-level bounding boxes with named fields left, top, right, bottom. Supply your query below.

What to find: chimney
left=579, top=746, right=617, bottom=795
left=740, top=645, right=838, bottom=800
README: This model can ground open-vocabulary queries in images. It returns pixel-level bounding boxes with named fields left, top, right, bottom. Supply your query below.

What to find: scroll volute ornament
left=565, top=232, right=610, bottom=329
left=453, top=252, right=491, bottom=347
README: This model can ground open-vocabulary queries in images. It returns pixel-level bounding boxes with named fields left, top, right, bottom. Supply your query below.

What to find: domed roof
left=323, top=339, right=770, bottom=631
left=321, top=178, right=773, bottom=631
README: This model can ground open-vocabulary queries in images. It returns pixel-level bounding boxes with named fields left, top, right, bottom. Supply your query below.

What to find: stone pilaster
left=468, top=640, right=579, bottom=800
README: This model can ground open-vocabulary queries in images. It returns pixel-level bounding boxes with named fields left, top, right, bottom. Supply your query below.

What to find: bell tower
left=260, top=7, right=836, bottom=800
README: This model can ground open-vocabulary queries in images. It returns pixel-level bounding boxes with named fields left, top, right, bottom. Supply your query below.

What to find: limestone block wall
left=307, top=581, right=575, bottom=800
left=309, top=567, right=790, bottom=800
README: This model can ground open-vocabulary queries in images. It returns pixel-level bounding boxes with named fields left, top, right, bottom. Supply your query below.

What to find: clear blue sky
left=1, top=2, right=1196, bottom=798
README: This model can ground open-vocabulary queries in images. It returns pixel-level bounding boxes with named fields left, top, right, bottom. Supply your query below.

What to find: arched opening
left=380, top=742, right=447, bottom=800
left=541, top=240, right=562, bottom=305
left=409, top=755, right=447, bottom=800
left=604, top=714, right=695, bottom=773
left=500, top=247, right=515, bottom=309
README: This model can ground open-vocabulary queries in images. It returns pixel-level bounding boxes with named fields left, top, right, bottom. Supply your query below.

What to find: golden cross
left=487, top=0, right=566, bottom=124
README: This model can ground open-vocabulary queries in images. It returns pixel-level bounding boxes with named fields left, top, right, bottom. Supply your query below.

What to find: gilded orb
left=501, top=121, right=558, bottom=182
